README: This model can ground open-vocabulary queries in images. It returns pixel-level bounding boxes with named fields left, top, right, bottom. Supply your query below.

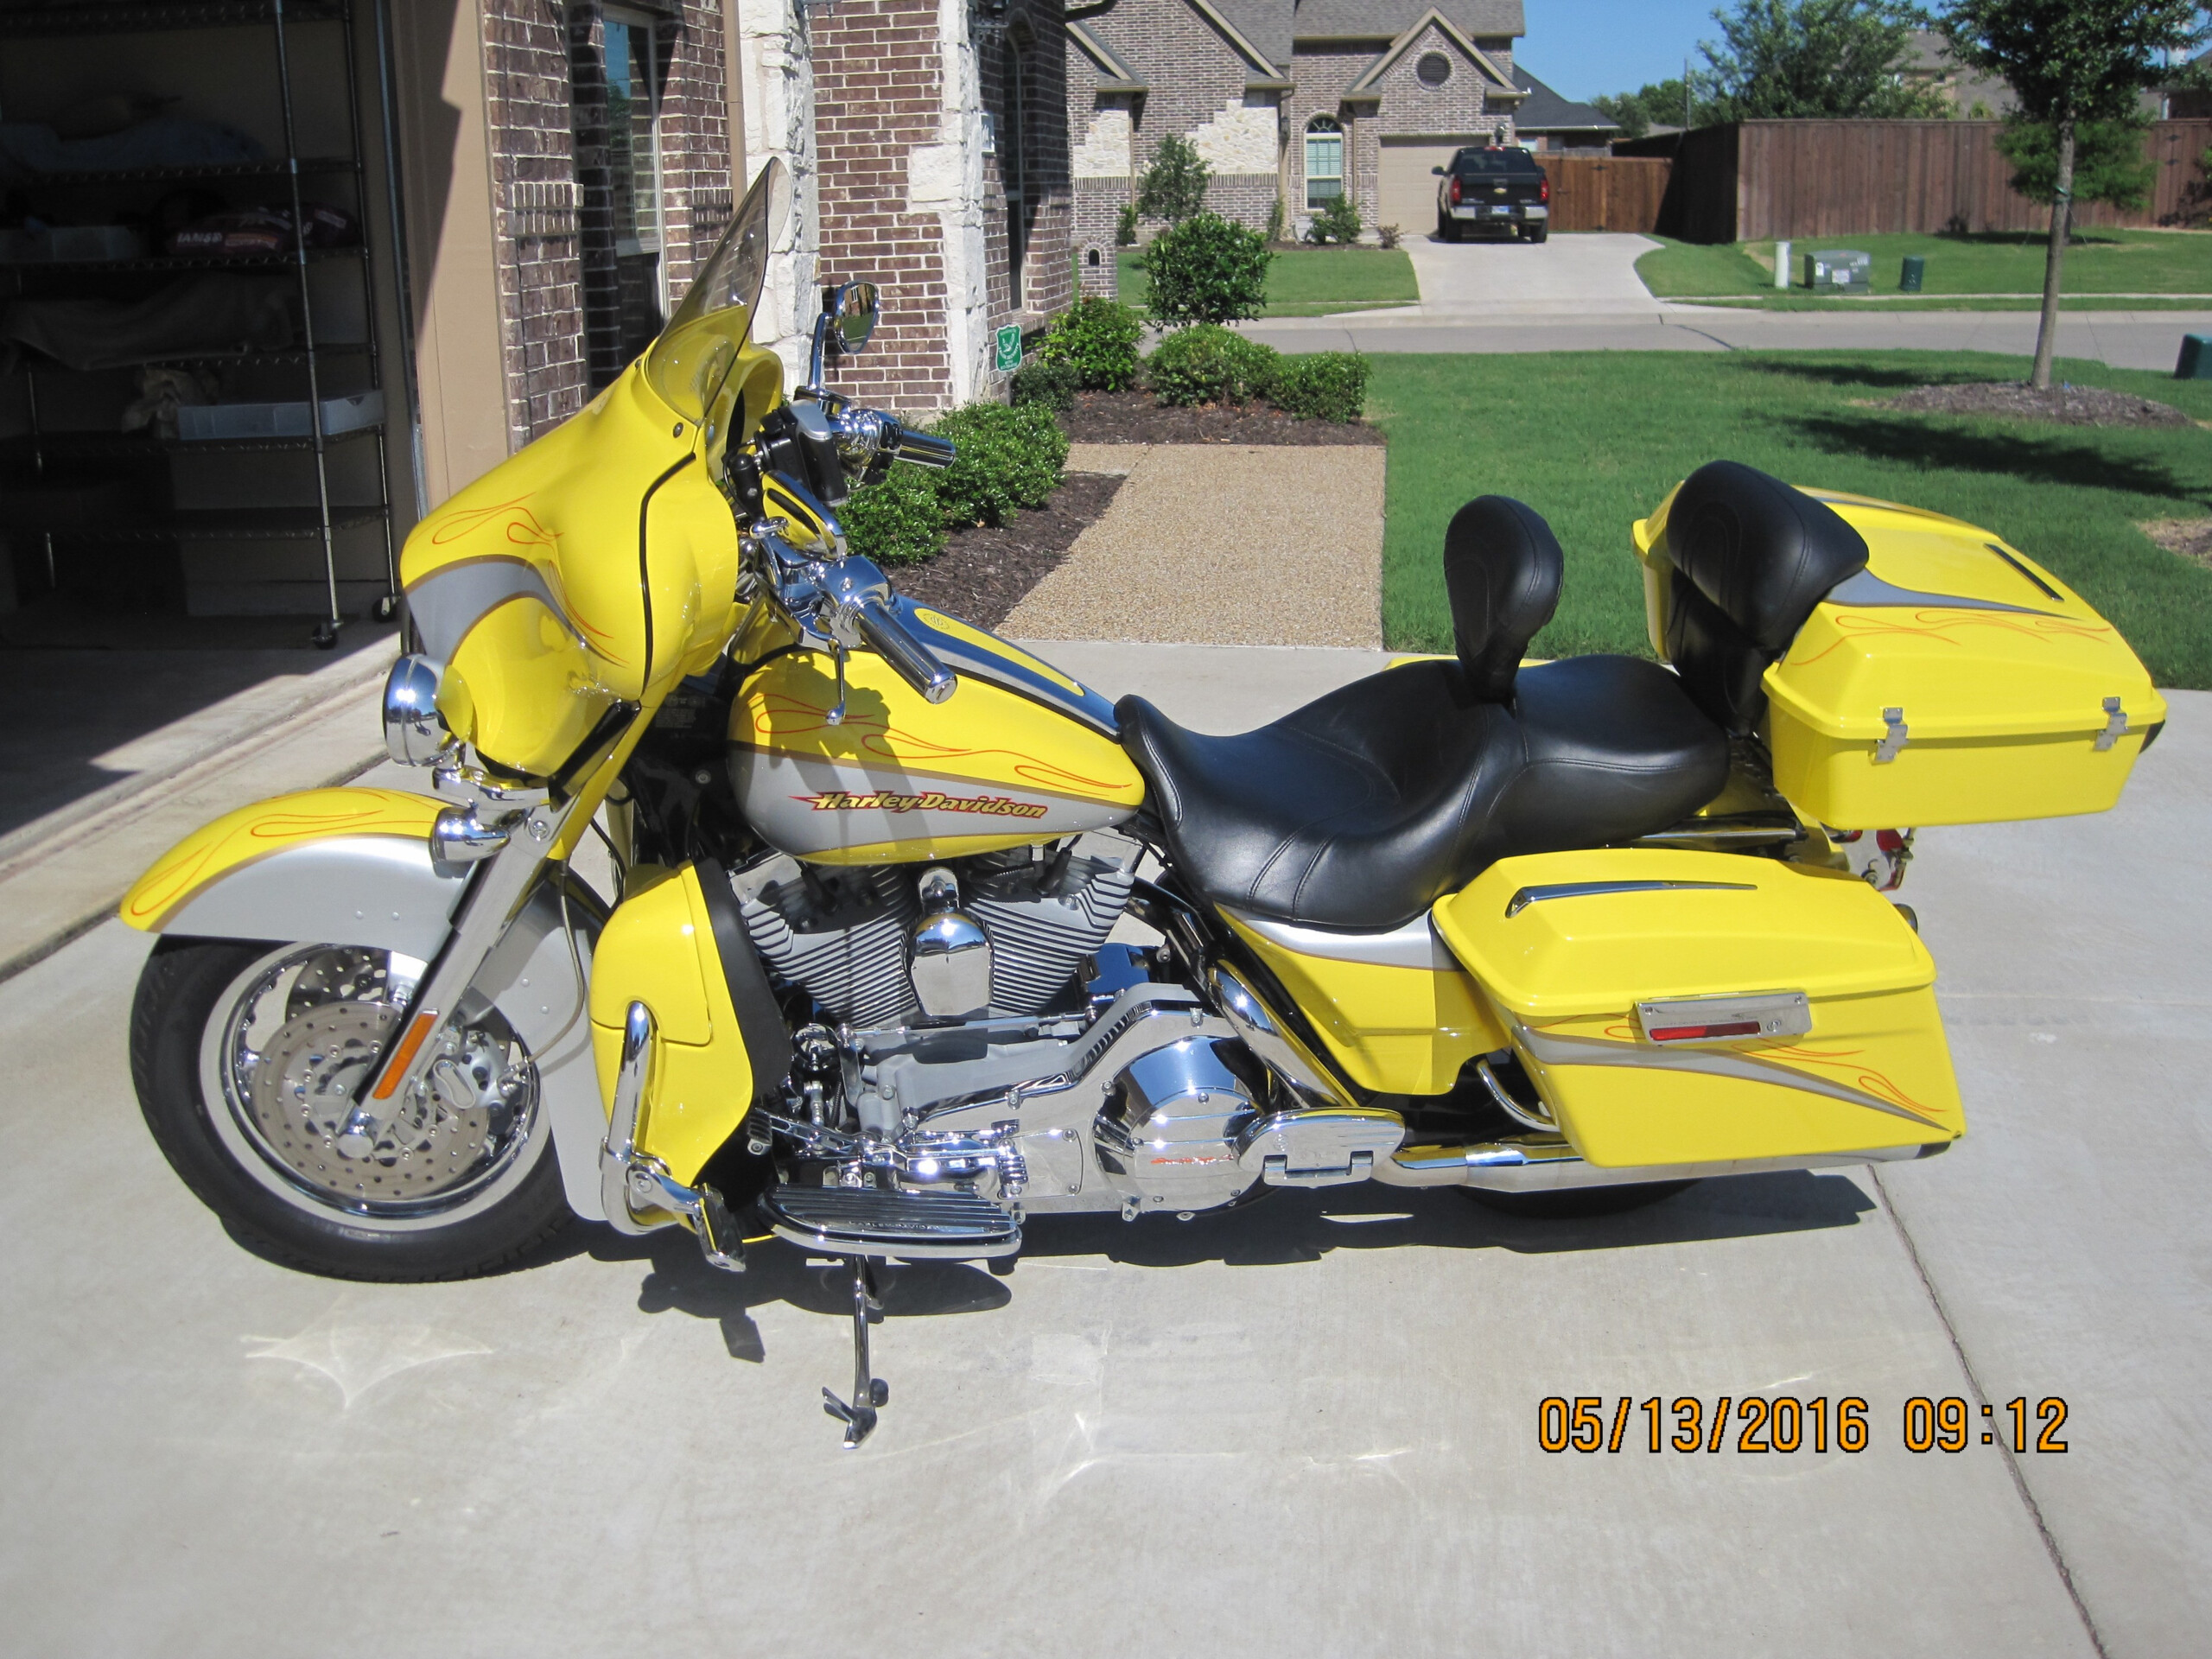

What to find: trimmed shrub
left=1009, top=356, right=1078, bottom=413
left=930, top=401, right=1068, bottom=527
left=1141, top=212, right=1272, bottom=327
left=1306, top=195, right=1362, bottom=245
left=1115, top=201, right=1138, bottom=246
left=841, top=462, right=945, bottom=566
left=1269, top=352, right=1370, bottom=423
left=1147, top=324, right=1280, bottom=408
left=1039, top=296, right=1144, bottom=391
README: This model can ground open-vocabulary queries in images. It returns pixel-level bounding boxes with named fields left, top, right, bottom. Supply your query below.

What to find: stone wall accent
left=733, top=0, right=817, bottom=387
left=1074, top=102, right=1134, bottom=178
left=1190, top=94, right=1279, bottom=175
left=1080, top=0, right=1249, bottom=172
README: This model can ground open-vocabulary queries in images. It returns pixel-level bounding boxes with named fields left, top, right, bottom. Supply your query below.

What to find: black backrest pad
left=1666, top=461, right=1868, bottom=650
left=1443, top=495, right=1563, bottom=702
left=1661, top=461, right=1868, bottom=736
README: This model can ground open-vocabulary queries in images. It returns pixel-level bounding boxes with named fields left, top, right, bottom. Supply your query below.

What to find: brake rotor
left=245, top=1001, right=520, bottom=1206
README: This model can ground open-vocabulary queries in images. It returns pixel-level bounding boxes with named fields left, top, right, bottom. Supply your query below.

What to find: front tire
left=131, top=937, right=572, bottom=1281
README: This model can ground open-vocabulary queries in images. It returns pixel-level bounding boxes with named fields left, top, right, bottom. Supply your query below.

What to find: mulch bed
left=1061, top=389, right=1386, bottom=446
left=1878, top=382, right=2192, bottom=429
left=887, top=471, right=1126, bottom=631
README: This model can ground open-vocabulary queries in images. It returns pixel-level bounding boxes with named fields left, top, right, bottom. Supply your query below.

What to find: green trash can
left=1899, top=255, right=1926, bottom=294
left=2177, top=334, right=2212, bottom=378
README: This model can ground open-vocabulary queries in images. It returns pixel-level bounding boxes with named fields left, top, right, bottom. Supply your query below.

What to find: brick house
left=1067, top=0, right=1528, bottom=292
left=399, top=0, right=1071, bottom=515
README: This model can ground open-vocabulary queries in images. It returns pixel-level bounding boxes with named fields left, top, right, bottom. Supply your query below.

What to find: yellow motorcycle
left=120, top=160, right=2166, bottom=1445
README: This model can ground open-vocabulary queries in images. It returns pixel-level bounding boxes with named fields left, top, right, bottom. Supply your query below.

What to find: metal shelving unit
left=0, top=0, right=397, bottom=645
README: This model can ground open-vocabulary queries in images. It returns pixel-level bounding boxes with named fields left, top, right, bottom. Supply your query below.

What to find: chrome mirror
left=383, top=654, right=450, bottom=766
left=807, top=281, right=881, bottom=389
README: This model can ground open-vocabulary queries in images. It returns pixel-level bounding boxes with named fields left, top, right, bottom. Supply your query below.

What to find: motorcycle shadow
left=1017, top=1169, right=1877, bottom=1270
left=571, top=1170, right=1872, bottom=1359
left=583, top=1228, right=1012, bottom=1363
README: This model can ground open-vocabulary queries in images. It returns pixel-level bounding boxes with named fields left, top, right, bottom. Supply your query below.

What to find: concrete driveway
left=1402, top=229, right=1664, bottom=316
left=1, top=643, right=2203, bottom=1656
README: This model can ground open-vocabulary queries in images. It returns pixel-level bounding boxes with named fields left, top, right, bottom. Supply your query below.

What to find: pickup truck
left=1433, top=146, right=1550, bottom=243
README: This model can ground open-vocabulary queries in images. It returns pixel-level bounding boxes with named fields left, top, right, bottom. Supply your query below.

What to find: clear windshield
left=645, top=156, right=790, bottom=422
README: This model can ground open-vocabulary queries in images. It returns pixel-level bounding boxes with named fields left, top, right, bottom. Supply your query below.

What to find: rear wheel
left=131, top=937, right=571, bottom=1281
left=1462, top=1179, right=1693, bottom=1219
left=1437, top=212, right=1460, bottom=243
left=1526, top=226, right=1548, bottom=245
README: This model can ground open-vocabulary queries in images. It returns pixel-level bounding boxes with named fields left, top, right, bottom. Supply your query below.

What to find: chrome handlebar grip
left=855, top=596, right=957, bottom=703
left=881, top=419, right=957, bottom=470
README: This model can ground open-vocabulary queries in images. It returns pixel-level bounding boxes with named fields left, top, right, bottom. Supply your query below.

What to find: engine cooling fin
left=762, top=1184, right=1021, bottom=1259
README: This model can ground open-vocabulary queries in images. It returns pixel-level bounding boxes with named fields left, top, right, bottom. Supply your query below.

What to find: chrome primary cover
left=1092, top=1038, right=1261, bottom=1213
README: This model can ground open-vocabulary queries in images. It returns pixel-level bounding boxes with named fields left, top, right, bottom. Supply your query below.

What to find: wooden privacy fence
left=1615, top=120, right=2212, bottom=243
left=1538, top=156, right=1673, bottom=233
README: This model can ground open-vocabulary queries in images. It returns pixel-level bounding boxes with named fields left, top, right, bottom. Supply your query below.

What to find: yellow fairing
left=587, top=863, right=753, bottom=1185
left=1224, top=915, right=1506, bottom=1095
left=1434, top=848, right=1962, bottom=1166
left=399, top=340, right=776, bottom=779
left=1637, top=483, right=2165, bottom=829
left=733, top=647, right=1144, bottom=864
left=121, top=788, right=442, bottom=931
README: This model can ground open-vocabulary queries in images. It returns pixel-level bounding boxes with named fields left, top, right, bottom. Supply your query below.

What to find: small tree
left=1136, top=135, right=1211, bottom=225
left=1306, top=194, right=1362, bottom=245
left=1139, top=213, right=1272, bottom=326
left=1701, top=0, right=1949, bottom=120
left=1942, top=1, right=2211, bottom=390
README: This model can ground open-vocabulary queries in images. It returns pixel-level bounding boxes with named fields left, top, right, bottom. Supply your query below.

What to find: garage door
left=1377, top=137, right=1479, bottom=236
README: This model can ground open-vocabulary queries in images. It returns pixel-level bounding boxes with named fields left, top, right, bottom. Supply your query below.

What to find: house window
left=1304, top=116, right=1343, bottom=211
left=1417, top=52, right=1451, bottom=86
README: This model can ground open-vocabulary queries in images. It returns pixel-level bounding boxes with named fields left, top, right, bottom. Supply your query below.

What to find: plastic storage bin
left=177, top=390, right=384, bottom=442
left=1433, top=847, right=1963, bottom=1168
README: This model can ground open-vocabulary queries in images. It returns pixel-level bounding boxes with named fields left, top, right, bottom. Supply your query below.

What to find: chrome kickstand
left=822, top=1255, right=890, bottom=1447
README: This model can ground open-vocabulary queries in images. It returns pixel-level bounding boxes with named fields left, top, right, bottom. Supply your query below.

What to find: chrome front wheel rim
left=199, top=943, right=545, bottom=1232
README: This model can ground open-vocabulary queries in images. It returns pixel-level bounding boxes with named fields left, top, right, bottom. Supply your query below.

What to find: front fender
left=121, top=786, right=617, bottom=1223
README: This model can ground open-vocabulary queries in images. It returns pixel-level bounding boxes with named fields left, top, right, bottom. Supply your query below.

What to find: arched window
left=1304, top=115, right=1343, bottom=213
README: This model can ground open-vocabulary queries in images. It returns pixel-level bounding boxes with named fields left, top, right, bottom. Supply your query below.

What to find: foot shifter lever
left=821, top=1255, right=891, bottom=1447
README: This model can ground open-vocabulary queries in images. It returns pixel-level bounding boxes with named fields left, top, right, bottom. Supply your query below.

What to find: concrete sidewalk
left=0, top=640, right=2202, bottom=1657
left=1248, top=304, right=2212, bottom=372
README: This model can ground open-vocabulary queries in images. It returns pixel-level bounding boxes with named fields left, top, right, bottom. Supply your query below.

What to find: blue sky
left=1516, top=0, right=1733, bottom=103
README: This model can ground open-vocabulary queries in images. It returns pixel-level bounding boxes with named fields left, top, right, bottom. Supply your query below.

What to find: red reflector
left=1649, top=1020, right=1763, bottom=1043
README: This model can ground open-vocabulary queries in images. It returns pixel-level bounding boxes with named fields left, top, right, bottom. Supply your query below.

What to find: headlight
left=383, top=654, right=451, bottom=765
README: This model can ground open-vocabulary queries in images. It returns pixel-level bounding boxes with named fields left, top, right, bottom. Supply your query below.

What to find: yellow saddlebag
left=1433, top=849, right=1963, bottom=1167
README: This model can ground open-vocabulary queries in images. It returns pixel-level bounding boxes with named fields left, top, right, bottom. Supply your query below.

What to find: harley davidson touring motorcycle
left=123, top=160, right=2166, bottom=1444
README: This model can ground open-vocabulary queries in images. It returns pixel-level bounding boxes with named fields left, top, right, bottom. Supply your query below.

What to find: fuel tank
left=730, top=603, right=1144, bottom=864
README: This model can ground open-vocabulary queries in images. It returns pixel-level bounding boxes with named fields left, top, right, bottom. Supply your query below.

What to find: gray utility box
left=1805, top=249, right=1872, bottom=290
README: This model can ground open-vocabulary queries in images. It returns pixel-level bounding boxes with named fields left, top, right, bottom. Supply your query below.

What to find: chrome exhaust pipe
left=1371, top=1135, right=1946, bottom=1192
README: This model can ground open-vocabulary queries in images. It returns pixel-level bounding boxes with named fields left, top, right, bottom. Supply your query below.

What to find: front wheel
left=131, top=937, right=572, bottom=1281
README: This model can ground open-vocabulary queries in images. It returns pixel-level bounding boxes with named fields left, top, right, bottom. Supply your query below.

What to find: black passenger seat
left=1116, top=495, right=1730, bottom=931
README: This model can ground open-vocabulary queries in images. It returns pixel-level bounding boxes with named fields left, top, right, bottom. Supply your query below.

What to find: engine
left=730, top=833, right=1140, bottom=1030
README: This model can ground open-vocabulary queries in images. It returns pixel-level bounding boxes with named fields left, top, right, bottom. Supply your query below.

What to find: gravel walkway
left=1001, top=444, right=1383, bottom=647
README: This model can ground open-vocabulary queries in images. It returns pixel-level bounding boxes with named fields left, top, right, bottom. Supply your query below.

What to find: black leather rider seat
left=1116, top=496, right=1730, bottom=931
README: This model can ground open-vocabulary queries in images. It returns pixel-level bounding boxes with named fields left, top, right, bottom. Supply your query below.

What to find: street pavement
left=1250, top=232, right=2212, bottom=370
left=1, top=641, right=2202, bottom=1657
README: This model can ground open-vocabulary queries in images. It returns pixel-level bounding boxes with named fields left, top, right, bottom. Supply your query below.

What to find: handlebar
left=855, top=596, right=957, bottom=703
left=881, top=418, right=956, bottom=471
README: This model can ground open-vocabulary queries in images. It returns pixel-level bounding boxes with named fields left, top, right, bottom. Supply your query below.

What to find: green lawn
left=1117, top=246, right=1419, bottom=318
left=1637, top=228, right=2212, bottom=302
left=1367, top=350, right=2212, bottom=689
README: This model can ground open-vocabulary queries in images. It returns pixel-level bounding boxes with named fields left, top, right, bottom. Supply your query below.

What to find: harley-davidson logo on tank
left=731, top=645, right=1144, bottom=863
